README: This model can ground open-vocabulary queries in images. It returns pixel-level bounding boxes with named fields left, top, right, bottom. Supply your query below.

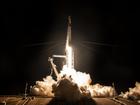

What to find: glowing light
left=66, top=45, right=73, bottom=69
left=60, top=65, right=91, bottom=87
left=31, top=43, right=116, bottom=97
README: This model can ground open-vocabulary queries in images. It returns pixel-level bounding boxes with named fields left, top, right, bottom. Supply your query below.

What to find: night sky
left=1, top=1, right=139, bottom=94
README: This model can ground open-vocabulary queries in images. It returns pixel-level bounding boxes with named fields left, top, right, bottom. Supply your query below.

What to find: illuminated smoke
left=120, top=82, right=140, bottom=103
left=30, top=76, right=56, bottom=96
left=89, top=83, right=116, bottom=97
left=30, top=47, right=116, bottom=100
left=30, top=65, right=116, bottom=99
left=60, top=65, right=91, bottom=86
left=52, top=76, right=83, bottom=101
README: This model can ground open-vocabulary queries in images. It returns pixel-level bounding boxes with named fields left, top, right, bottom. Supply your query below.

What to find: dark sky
left=1, top=1, right=139, bottom=94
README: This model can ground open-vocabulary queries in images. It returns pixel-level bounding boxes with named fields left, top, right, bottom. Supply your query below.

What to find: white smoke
left=89, top=83, right=116, bottom=97
left=30, top=76, right=56, bottom=96
left=120, top=82, right=140, bottom=103
left=30, top=66, right=116, bottom=101
left=52, top=75, right=83, bottom=101
left=60, top=65, right=92, bottom=87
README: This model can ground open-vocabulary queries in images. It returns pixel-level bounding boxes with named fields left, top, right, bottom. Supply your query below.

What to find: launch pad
left=0, top=96, right=139, bottom=105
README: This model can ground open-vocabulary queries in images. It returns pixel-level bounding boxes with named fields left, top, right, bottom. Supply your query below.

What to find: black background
left=1, top=0, right=139, bottom=94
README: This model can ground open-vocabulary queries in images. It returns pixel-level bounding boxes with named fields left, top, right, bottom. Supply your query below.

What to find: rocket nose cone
left=68, top=16, right=71, bottom=25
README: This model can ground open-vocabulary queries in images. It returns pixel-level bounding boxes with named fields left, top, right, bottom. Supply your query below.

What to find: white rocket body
left=53, top=16, right=74, bottom=69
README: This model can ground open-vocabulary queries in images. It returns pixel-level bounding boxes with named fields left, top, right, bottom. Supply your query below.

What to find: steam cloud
left=30, top=65, right=116, bottom=101
left=120, top=82, right=140, bottom=103
left=30, top=76, right=56, bottom=96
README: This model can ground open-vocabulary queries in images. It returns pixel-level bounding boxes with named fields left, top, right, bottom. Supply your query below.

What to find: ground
left=0, top=96, right=139, bottom=105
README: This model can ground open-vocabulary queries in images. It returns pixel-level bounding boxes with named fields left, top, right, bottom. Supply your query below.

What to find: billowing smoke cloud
left=59, top=65, right=92, bottom=87
left=52, top=76, right=83, bottom=101
left=30, top=76, right=56, bottom=96
left=89, top=83, right=116, bottom=97
left=30, top=65, right=116, bottom=101
left=120, top=82, right=140, bottom=103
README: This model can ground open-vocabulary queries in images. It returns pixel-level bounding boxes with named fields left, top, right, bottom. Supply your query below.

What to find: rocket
left=53, top=16, right=74, bottom=69
left=66, top=16, right=72, bottom=47
left=65, top=16, right=74, bottom=69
